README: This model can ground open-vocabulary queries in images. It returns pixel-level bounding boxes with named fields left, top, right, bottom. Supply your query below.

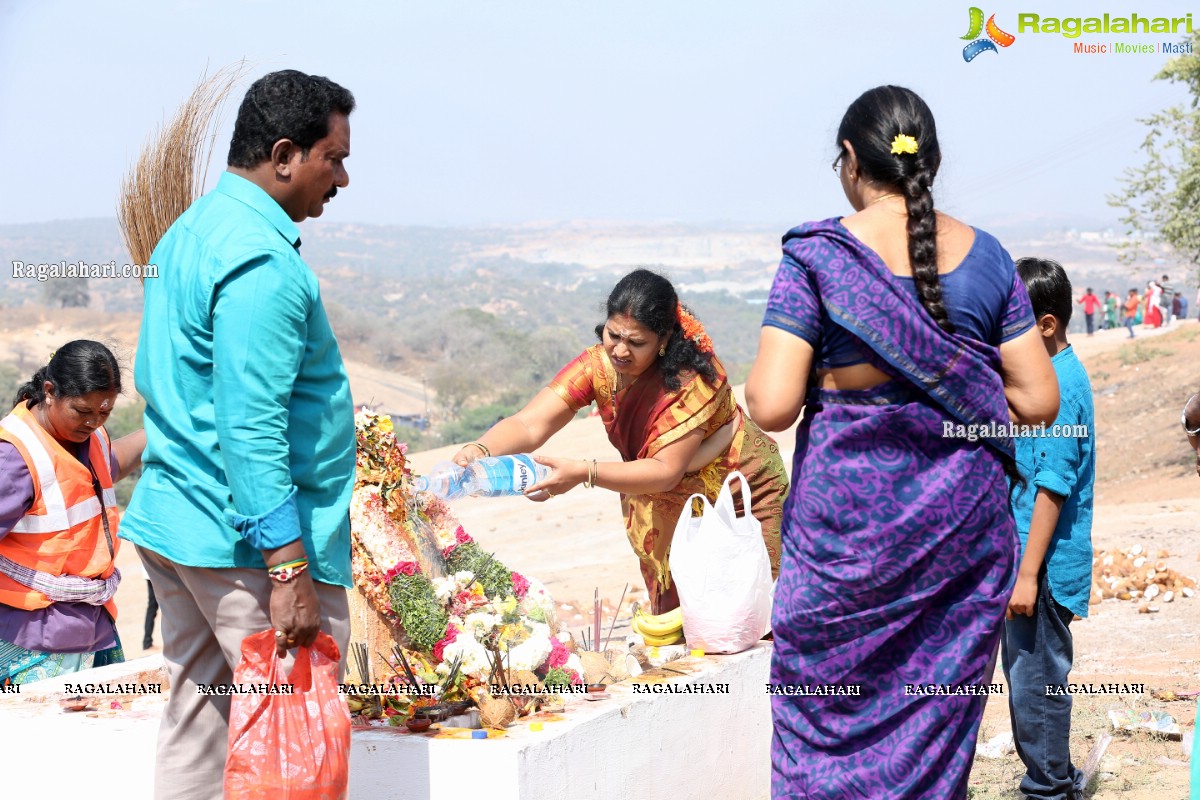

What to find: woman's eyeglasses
left=831, top=154, right=843, bottom=173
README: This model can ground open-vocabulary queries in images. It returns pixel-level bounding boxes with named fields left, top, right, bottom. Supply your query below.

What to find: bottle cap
left=529, top=722, right=543, bottom=732
left=690, top=648, right=705, bottom=658
left=472, top=730, right=488, bottom=739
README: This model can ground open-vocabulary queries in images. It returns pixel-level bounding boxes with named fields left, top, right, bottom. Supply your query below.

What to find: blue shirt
left=1011, top=345, right=1095, bottom=618
left=121, top=172, right=355, bottom=586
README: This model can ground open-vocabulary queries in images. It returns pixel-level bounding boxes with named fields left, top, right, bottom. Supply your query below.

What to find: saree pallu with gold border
left=550, top=344, right=786, bottom=613
left=765, top=219, right=1024, bottom=799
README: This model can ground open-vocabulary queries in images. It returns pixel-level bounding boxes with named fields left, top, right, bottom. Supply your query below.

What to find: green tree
left=43, top=277, right=90, bottom=308
left=105, top=398, right=145, bottom=508
left=1110, top=31, right=1200, bottom=276
left=0, top=362, right=24, bottom=408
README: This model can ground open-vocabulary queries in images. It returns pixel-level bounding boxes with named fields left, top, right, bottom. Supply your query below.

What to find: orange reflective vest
left=0, top=403, right=120, bottom=618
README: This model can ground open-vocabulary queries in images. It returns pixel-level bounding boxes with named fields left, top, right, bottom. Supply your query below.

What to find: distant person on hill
left=1172, top=292, right=1182, bottom=324
left=1177, top=289, right=1187, bottom=322
left=1076, top=287, right=1100, bottom=336
left=0, top=340, right=144, bottom=685
left=1103, top=290, right=1119, bottom=330
left=1160, top=274, right=1174, bottom=325
left=1124, top=289, right=1140, bottom=338
left=1004, top=258, right=1095, bottom=800
left=121, top=70, right=356, bottom=799
left=452, top=268, right=788, bottom=614
left=1144, top=281, right=1163, bottom=328
left=743, top=85, right=1059, bottom=798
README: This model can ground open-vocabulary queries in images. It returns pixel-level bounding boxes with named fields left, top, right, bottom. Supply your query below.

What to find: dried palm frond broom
left=117, top=61, right=250, bottom=272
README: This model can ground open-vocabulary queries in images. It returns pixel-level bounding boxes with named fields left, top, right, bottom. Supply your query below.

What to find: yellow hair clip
left=891, top=134, right=919, bottom=155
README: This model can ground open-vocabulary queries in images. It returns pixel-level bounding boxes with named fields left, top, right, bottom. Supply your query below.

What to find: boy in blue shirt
left=1003, top=257, right=1096, bottom=800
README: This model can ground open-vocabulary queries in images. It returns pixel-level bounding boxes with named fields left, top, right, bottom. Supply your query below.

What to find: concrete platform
left=0, top=644, right=772, bottom=799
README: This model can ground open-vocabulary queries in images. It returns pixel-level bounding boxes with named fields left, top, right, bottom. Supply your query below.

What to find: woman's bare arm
left=746, top=327, right=813, bottom=432
left=998, top=328, right=1060, bottom=426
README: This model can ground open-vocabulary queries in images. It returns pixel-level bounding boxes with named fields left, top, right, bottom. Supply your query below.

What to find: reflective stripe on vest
left=1, top=411, right=116, bottom=534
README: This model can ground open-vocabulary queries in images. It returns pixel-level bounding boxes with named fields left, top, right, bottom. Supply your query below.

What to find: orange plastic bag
left=223, top=630, right=351, bottom=800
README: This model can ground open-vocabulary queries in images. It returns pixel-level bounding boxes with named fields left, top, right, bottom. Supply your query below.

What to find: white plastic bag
left=668, top=471, right=773, bottom=654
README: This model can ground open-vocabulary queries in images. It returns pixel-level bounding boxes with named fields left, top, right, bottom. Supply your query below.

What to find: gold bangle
left=590, top=459, right=599, bottom=489
left=467, top=441, right=492, bottom=457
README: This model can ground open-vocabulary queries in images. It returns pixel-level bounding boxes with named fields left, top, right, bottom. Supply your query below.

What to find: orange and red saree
left=549, top=344, right=786, bottom=613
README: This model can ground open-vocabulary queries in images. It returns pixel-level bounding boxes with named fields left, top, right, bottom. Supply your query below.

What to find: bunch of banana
left=632, top=606, right=684, bottom=646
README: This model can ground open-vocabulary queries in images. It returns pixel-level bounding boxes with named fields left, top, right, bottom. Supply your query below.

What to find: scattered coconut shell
left=1130, top=545, right=1143, bottom=556
left=1133, top=556, right=1148, bottom=569
left=1145, top=584, right=1160, bottom=599
left=1162, top=591, right=1174, bottom=603
left=1157, top=549, right=1170, bottom=559
left=1182, top=587, right=1195, bottom=598
left=1137, top=602, right=1151, bottom=614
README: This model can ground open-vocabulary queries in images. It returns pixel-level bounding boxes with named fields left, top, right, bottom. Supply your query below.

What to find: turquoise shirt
left=122, top=172, right=355, bottom=586
left=1011, top=345, right=1095, bottom=618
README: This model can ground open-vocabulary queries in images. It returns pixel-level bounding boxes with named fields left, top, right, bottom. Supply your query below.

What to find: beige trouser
left=138, top=545, right=351, bottom=800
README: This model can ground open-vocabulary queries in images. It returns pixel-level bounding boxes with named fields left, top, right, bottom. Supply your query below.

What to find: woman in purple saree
left=747, top=87, right=1060, bottom=798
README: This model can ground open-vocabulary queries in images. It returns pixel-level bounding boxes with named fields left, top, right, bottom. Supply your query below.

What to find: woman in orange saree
left=453, top=269, right=787, bottom=613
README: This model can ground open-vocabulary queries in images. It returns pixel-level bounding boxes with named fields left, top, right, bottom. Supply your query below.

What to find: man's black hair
left=227, top=70, right=355, bottom=168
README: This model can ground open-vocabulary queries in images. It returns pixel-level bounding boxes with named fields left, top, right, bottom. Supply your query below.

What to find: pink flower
left=511, top=572, right=530, bottom=599
left=383, top=561, right=419, bottom=582
left=566, top=668, right=583, bottom=686
left=547, top=637, right=569, bottom=669
left=455, top=526, right=473, bottom=545
left=432, top=625, right=459, bottom=662
left=442, top=545, right=457, bottom=560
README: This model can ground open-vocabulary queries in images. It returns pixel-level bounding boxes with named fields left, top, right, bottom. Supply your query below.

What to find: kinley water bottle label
left=478, top=455, right=539, bottom=495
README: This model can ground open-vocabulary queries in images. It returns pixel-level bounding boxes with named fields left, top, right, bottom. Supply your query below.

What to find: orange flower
left=676, top=304, right=714, bottom=354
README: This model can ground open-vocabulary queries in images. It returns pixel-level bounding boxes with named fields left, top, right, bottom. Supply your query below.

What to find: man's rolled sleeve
left=226, top=486, right=301, bottom=550
left=1032, top=396, right=1084, bottom=500
left=212, top=252, right=309, bottom=550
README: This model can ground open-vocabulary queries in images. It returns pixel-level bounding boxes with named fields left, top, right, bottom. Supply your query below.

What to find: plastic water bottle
left=413, top=454, right=552, bottom=500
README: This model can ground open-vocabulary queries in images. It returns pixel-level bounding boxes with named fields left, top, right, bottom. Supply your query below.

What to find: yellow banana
left=634, top=607, right=683, bottom=637
left=637, top=626, right=684, bottom=646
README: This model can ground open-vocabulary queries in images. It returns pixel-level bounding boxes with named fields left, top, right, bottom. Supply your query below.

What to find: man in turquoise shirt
left=122, top=70, right=355, bottom=800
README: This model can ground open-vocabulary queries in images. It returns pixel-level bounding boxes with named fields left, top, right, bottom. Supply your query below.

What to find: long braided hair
left=837, top=86, right=953, bottom=334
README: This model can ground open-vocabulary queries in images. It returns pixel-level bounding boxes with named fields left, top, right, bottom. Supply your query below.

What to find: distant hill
left=3, top=217, right=1193, bottom=407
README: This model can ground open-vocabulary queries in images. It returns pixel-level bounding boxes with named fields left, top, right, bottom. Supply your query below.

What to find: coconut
left=580, top=651, right=614, bottom=684
left=477, top=693, right=518, bottom=729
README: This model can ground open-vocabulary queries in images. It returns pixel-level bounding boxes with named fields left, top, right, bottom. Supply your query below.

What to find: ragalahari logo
left=962, top=7, right=1016, bottom=61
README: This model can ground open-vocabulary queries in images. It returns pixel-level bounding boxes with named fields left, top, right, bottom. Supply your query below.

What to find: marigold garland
left=676, top=304, right=714, bottom=354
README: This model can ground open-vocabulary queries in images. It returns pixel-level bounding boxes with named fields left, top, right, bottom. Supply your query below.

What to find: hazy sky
left=0, top=0, right=1192, bottom=229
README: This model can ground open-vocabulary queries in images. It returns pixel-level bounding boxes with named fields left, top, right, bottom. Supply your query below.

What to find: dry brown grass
left=116, top=62, right=249, bottom=268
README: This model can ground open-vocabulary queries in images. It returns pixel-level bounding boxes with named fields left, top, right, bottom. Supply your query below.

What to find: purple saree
left=765, top=219, right=1027, bottom=799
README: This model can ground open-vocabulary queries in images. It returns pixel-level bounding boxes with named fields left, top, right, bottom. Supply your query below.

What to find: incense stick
left=603, top=582, right=630, bottom=653
left=593, top=588, right=601, bottom=658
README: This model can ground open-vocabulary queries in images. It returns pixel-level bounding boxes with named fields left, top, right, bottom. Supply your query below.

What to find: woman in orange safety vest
left=0, top=340, right=144, bottom=685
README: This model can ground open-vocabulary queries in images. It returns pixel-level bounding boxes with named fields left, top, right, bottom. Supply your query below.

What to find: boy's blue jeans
left=1001, top=569, right=1085, bottom=800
